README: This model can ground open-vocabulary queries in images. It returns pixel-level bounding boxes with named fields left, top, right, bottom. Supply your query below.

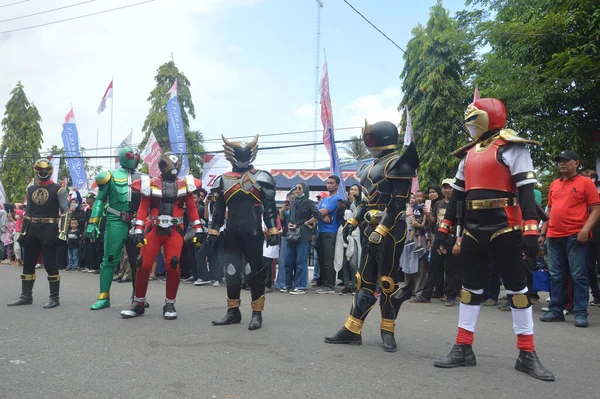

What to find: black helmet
left=34, top=159, right=53, bottom=181
left=362, top=120, right=398, bottom=157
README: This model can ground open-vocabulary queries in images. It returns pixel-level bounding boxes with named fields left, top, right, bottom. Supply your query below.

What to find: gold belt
left=466, top=197, right=518, bottom=210
left=28, top=217, right=59, bottom=224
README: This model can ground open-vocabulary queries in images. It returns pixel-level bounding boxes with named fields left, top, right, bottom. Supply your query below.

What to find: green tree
left=0, top=82, right=44, bottom=201
left=469, top=0, right=600, bottom=169
left=47, top=145, right=102, bottom=183
left=140, top=61, right=204, bottom=177
left=398, top=1, right=477, bottom=189
left=340, top=136, right=369, bottom=162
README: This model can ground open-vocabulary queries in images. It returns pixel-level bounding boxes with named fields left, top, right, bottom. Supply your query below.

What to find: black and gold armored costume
left=209, top=135, right=280, bottom=331
left=8, top=159, right=69, bottom=309
left=325, top=121, right=419, bottom=352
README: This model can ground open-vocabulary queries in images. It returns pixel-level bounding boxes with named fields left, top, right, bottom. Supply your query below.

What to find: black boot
left=381, top=331, right=397, bottom=352
left=248, top=311, right=262, bottom=331
left=43, top=276, right=60, bottom=309
left=121, top=301, right=146, bottom=318
left=324, top=327, right=362, bottom=345
left=434, top=344, right=477, bottom=368
left=7, top=277, right=35, bottom=307
left=212, top=307, right=242, bottom=326
left=515, top=350, right=555, bottom=381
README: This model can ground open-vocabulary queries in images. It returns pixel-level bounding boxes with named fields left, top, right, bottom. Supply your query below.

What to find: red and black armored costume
left=433, top=98, right=554, bottom=381
left=209, top=134, right=280, bottom=331
left=121, top=152, right=204, bottom=320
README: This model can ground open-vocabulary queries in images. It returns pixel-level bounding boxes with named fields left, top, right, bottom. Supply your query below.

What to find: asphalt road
left=0, top=264, right=598, bottom=399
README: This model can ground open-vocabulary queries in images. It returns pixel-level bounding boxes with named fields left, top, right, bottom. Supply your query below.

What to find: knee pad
left=379, top=276, right=396, bottom=294
left=170, top=256, right=178, bottom=270
left=459, top=289, right=483, bottom=305
left=510, top=294, right=531, bottom=309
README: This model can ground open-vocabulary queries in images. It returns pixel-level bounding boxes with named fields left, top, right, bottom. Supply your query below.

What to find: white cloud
left=342, top=87, right=403, bottom=129
left=0, top=0, right=260, bottom=169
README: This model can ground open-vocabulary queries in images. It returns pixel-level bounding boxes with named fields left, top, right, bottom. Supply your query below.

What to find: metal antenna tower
left=312, top=0, right=324, bottom=169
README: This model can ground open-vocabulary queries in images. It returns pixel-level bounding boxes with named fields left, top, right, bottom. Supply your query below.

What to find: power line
left=0, top=0, right=29, bottom=8
left=341, top=0, right=406, bottom=54
left=0, top=0, right=102, bottom=24
left=0, top=0, right=158, bottom=35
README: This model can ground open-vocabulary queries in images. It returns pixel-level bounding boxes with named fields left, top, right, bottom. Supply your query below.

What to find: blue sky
left=0, top=0, right=467, bottom=172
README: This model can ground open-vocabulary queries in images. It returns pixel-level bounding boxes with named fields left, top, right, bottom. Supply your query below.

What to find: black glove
left=434, top=231, right=448, bottom=244
left=266, top=233, right=280, bottom=247
left=134, top=232, right=146, bottom=248
left=193, top=231, right=205, bottom=247
left=17, top=233, right=25, bottom=246
left=343, top=223, right=355, bottom=244
left=206, top=234, right=218, bottom=252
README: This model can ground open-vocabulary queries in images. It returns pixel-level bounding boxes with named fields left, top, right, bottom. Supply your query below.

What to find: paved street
left=0, top=264, right=598, bottom=399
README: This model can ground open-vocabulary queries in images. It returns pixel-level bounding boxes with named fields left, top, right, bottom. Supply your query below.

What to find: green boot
left=91, top=292, right=110, bottom=310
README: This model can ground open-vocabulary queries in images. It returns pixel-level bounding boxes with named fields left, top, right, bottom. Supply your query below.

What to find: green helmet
left=118, top=145, right=141, bottom=171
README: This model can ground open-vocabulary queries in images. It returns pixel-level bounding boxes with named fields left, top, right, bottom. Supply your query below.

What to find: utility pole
left=312, top=0, right=324, bottom=169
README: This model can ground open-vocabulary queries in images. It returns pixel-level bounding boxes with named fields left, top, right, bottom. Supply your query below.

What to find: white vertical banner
left=50, top=156, right=60, bottom=183
left=202, top=154, right=230, bottom=189
left=0, top=181, right=6, bottom=204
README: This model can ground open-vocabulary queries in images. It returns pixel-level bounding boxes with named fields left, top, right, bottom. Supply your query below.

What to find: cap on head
left=222, top=134, right=259, bottom=170
left=464, top=98, right=507, bottom=140
left=34, top=159, right=53, bottom=181
left=441, top=178, right=455, bottom=187
left=553, top=150, right=580, bottom=163
left=317, top=191, right=328, bottom=199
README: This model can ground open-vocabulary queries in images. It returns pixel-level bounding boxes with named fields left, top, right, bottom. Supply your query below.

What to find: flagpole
left=96, top=128, right=99, bottom=168
left=110, top=76, right=114, bottom=169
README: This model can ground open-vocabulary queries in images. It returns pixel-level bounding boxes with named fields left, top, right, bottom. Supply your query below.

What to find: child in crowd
left=2, top=212, right=15, bottom=264
left=406, top=190, right=426, bottom=254
left=67, top=219, right=81, bottom=272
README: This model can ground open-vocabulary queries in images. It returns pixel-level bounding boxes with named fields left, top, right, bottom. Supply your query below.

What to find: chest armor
left=159, top=180, right=181, bottom=215
left=222, top=170, right=262, bottom=204
left=27, top=183, right=61, bottom=218
left=355, top=153, right=398, bottom=208
left=109, top=169, right=132, bottom=206
left=464, top=138, right=515, bottom=193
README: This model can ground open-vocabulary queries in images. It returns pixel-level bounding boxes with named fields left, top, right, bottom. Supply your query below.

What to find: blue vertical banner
left=166, top=80, right=189, bottom=177
left=61, top=108, right=88, bottom=190
left=320, top=58, right=347, bottom=200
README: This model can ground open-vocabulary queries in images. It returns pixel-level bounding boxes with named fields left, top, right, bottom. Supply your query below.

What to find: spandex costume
left=209, top=135, right=279, bottom=331
left=88, top=146, right=144, bottom=310
left=121, top=152, right=204, bottom=320
left=433, top=98, right=554, bottom=381
left=325, top=121, right=419, bottom=352
left=8, top=159, right=69, bottom=309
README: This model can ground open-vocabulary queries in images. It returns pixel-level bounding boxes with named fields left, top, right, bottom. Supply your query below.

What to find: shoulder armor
left=498, top=129, right=541, bottom=146
left=255, top=170, right=276, bottom=186
left=386, top=143, right=419, bottom=179
left=212, top=175, right=224, bottom=191
left=184, top=174, right=198, bottom=193
left=140, top=175, right=151, bottom=197
left=96, top=171, right=111, bottom=186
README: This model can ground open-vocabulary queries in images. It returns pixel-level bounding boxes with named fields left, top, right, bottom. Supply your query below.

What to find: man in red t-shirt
left=540, top=150, right=600, bottom=327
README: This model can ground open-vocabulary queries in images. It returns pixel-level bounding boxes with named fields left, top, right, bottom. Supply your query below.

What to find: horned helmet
left=464, top=98, right=507, bottom=140
left=362, top=120, right=398, bottom=158
left=222, top=134, right=259, bottom=170
left=158, top=152, right=182, bottom=180
left=34, top=159, right=53, bottom=181
left=117, top=145, right=141, bottom=172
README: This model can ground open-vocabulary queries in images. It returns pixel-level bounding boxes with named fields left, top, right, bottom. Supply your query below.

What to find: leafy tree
left=140, top=61, right=204, bottom=177
left=468, top=0, right=600, bottom=170
left=47, top=145, right=102, bottom=183
left=398, top=1, right=477, bottom=189
left=340, top=136, right=369, bottom=162
left=0, top=82, right=43, bottom=201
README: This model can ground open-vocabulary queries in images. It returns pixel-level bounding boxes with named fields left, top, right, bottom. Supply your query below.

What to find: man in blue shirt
left=315, top=175, right=341, bottom=293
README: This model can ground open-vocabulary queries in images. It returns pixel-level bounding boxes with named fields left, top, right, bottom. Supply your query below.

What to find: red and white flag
left=472, top=85, right=480, bottom=103
left=141, top=132, right=162, bottom=177
left=97, top=80, right=113, bottom=114
left=65, top=107, right=75, bottom=124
